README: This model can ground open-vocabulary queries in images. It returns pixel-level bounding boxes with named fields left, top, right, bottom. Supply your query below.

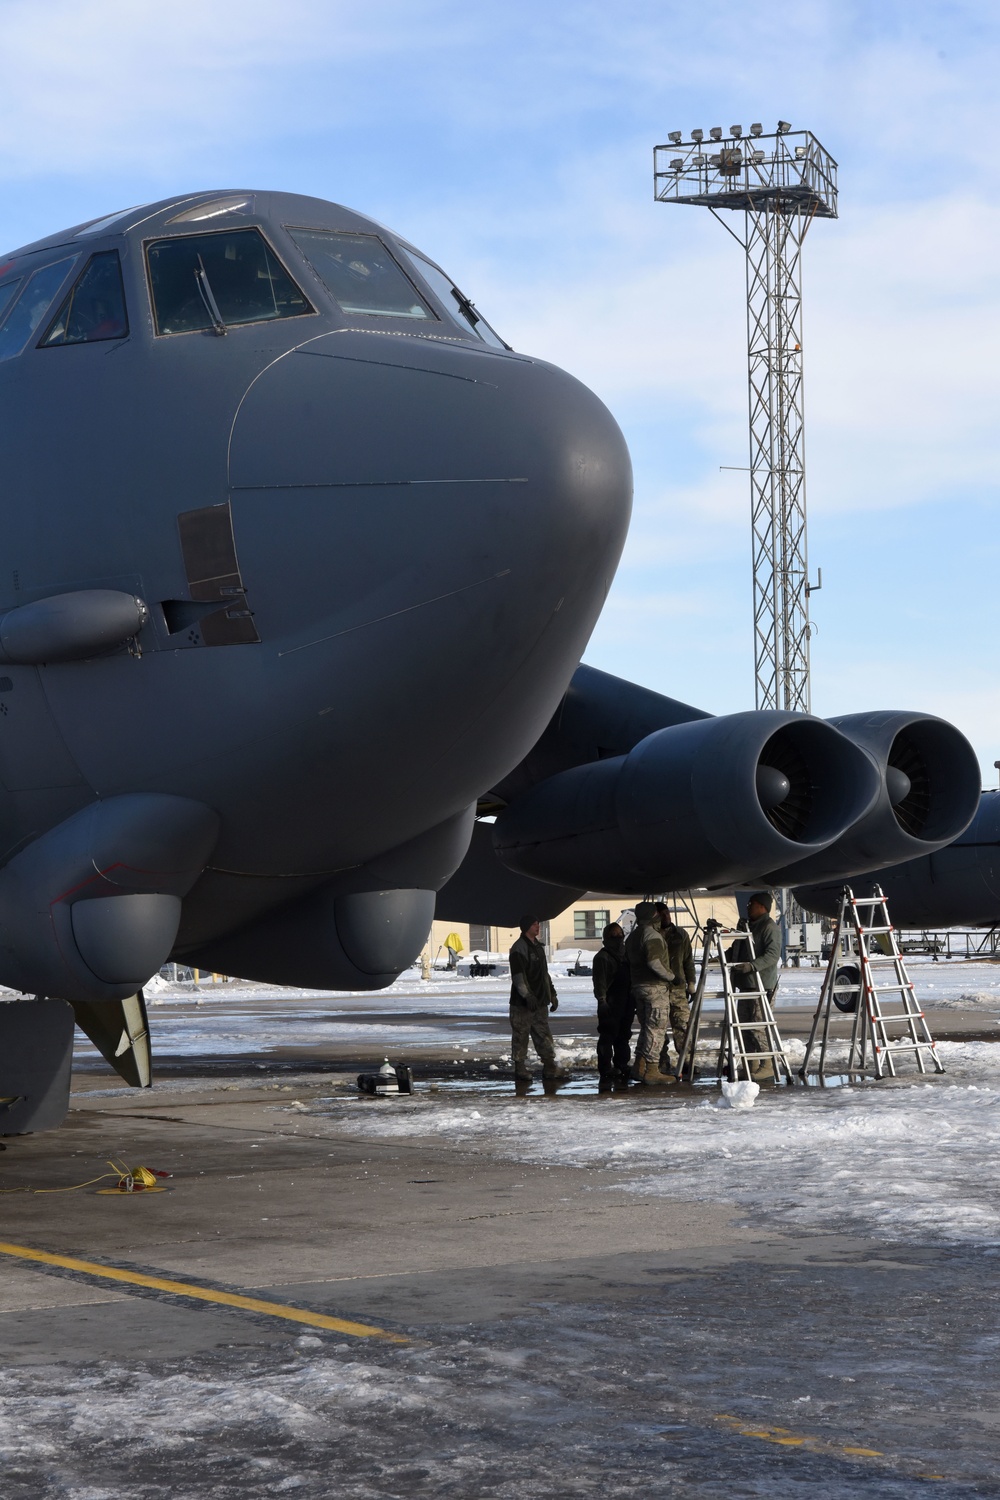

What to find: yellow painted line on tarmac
left=714, top=1414, right=945, bottom=1480
left=0, top=1240, right=408, bottom=1343
left=715, top=1413, right=881, bottom=1459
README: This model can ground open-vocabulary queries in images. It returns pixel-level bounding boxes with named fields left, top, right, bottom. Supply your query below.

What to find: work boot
left=641, top=1065, right=674, bottom=1086
left=514, top=1068, right=532, bottom=1082
left=629, top=1057, right=647, bottom=1083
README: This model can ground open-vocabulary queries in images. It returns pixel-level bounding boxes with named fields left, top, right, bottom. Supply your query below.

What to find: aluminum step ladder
left=800, top=885, right=945, bottom=1082
left=675, top=919, right=794, bottom=1084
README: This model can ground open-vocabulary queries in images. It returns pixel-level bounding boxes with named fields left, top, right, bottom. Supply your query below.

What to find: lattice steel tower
left=654, top=122, right=837, bottom=712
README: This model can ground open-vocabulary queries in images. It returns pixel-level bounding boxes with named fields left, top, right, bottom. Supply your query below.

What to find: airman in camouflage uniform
left=654, top=903, right=697, bottom=1073
left=625, top=902, right=675, bottom=1085
left=508, top=916, right=567, bottom=1082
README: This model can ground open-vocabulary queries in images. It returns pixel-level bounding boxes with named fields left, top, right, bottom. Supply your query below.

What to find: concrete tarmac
left=3, top=1045, right=1000, bottom=1498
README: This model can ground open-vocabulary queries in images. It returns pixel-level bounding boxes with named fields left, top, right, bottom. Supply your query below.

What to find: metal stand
left=800, top=885, right=945, bottom=1082
left=676, top=921, right=793, bottom=1085
left=654, top=124, right=837, bottom=715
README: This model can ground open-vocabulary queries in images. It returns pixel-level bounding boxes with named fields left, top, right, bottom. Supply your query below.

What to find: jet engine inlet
left=770, top=710, right=981, bottom=887
left=493, top=710, right=881, bottom=893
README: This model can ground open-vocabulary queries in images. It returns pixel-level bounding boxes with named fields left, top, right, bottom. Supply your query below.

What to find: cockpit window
left=288, top=229, right=433, bottom=320
left=399, top=247, right=508, bottom=349
left=40, top=251, right=128, bottom=346
left=145, top=228, right=312, bottom=335
left=0, top=279, right=22, bottom=325
left=0, top=257, right=78, bottom=363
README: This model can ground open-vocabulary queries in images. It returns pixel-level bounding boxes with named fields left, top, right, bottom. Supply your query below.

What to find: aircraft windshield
left=288, top=230, right=432, bottom=320
left=399, top=247, right=507, bottom=349
left=40, top=252, right=128, bottom=346
left=146, top=229, right=312, bottom=335
left=0, top=257, right=78, bottom=363
left=0, top=279, right=22, bottom=325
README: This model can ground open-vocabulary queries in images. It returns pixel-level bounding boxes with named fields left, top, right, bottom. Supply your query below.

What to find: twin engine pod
left=492, top=710, right=882, bottom=893
left=767, top=711, right=981, bottom=886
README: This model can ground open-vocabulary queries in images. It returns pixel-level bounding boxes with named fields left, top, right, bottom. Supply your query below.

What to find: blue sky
left=4, top=1, right=1000, bottom=776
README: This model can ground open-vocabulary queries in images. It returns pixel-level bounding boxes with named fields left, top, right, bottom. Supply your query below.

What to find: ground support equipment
left=800, top=885, right=945, bottom=1082
left=675, top=920, right=794, bottom=1085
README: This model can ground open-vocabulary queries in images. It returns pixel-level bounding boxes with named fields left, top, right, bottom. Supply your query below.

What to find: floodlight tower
left=653, top=121, right=838, bottom=713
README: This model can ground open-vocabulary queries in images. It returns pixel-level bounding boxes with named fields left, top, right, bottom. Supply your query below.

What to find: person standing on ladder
left=626, top=902, right=675, bottom=1085
left=654, top=902, right=697, bottom=1074
left=726, top=892, right=781, bottom=1073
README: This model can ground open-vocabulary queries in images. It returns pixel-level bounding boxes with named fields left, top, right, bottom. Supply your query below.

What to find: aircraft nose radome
left=222, top=335, right=631, bottom=854
left=227, top=335, right=632, bottom=653
left=228, top=332, right=630, bottom=517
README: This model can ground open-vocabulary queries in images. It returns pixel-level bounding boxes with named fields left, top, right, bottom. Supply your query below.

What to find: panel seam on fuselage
left=276, top=569, right=511, bottom=659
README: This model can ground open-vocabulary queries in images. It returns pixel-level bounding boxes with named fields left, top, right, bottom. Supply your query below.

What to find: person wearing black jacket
left=592, top=922, right=633, bottom=1089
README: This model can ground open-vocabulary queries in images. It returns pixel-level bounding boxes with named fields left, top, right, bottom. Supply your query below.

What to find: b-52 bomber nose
left=0, top=186, right=632, bottom=1025
left=226, top=325, right=632, bottom=826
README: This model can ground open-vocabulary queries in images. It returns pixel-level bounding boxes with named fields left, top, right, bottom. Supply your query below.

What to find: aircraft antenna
left=654, top=122, right=837, bottom=713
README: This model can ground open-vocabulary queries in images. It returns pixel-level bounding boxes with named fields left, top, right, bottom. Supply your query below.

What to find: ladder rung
left=876, top=1043, right=938, bottom=1054
left=875, top=1038, right=941, bottom=1050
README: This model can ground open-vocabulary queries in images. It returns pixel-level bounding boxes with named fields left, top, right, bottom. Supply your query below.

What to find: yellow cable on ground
left=0, top=1174, right=116, bottom=1194
left=0, top=1158, right=170, bottom=1194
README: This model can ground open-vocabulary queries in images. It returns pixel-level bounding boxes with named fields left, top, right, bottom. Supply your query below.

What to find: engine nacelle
left=493, top=710, right=880, bottom=892
left=767, top=711, right=981, bottom=886
left=796, top=789, right=1000, bottom=926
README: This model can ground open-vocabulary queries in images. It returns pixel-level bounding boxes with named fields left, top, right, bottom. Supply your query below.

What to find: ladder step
left=875, top=1046, right=939, bottom=1056
left=874, top=1037, right=936, bottom=1046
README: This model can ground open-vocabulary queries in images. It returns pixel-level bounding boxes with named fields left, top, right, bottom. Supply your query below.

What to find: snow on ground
left=308, top=1037, right=1000, bottom=1252
left=69, top=956, right=1000, bottom=1253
